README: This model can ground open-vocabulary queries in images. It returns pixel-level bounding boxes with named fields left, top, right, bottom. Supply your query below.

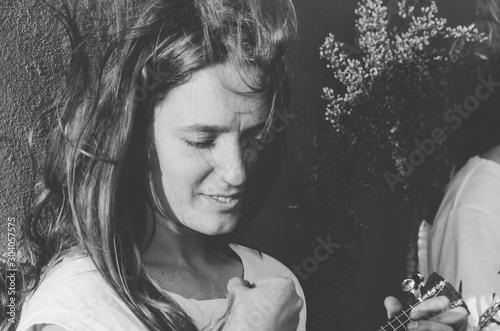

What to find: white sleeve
left=16, top=259, right=148, bottom=331
left=447, top=206, right=500, bottom=329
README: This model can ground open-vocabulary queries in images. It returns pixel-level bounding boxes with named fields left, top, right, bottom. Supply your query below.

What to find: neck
left=141, top=208, right=219, bottom=267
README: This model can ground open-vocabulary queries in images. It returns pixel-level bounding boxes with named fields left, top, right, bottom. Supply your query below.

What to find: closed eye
left=185, top=140, right=216, bottom=149
left=185, top=128, right=267, bottom=150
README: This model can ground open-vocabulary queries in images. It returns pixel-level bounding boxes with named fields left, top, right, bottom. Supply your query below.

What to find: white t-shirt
left=17, top=244, right=307, bottom=331
left=418, top=156, right=500, bottom=329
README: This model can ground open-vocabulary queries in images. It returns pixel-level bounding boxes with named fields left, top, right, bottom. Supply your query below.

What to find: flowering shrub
left=318, top=3, right=500, bottom=330
left=320, top=0, right=485, bottom=220
left=321, top=0, right=484, bottom=126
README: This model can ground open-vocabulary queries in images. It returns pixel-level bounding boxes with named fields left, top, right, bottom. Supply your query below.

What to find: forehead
left=154, top=64, right=270, bottom=128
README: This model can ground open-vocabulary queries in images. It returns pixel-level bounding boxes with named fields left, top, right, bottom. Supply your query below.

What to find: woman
left=12, top=0, right=305, bottom=330
left=418, top=0, right=500, bottom=329
left=6, top=0, right=469, bottom=330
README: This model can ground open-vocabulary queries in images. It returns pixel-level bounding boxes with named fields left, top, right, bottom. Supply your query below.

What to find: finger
left=253, top=276, right=297, bottom=293
left=410, top=296, right=451, bottom=320
left=253, top=276, right=293, bottom=286
left=427, top=307, right=469, bottom=329
left=296, top=296, right=305, bottom=311
left=384, top=296, right=404, bottom=319
left=406, top=320, right=453, bottom=331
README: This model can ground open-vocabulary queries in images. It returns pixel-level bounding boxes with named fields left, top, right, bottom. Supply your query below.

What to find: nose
left=214, top=138, right=249, bottom=186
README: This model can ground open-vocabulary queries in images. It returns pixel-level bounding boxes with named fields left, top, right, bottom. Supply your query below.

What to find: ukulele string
left=377, top=305, right=416, bottom=331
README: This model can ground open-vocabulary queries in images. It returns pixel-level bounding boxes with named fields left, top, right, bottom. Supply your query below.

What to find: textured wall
left=0, top=2, right=65, bottom=251
left=0, top=0, right=473, bottom=330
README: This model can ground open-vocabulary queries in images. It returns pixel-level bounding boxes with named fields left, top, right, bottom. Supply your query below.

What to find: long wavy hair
left=453, top=0, right=500, bottom=168
left=7, top=0, right=297, bottom=330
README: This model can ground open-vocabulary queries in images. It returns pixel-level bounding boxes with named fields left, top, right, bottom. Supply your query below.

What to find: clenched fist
left=223, top=277, right=303, bottom=331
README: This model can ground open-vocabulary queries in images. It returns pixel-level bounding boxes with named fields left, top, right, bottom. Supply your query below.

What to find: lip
left=203, top=194, right=242, bottom=210
left=211, top=192, right=244, bottom=198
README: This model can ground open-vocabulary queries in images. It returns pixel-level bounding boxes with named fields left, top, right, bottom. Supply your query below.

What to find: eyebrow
left=178, top=120, right=268, bottom=134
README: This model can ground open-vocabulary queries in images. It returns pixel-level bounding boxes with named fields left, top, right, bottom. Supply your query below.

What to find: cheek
left=154, top=134, right=210, bottom=198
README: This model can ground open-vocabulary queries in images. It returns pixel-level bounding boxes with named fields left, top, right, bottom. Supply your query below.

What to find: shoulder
left=441, top=156, right=500, bottom=214
left=17, top=256, right=146, bottom=331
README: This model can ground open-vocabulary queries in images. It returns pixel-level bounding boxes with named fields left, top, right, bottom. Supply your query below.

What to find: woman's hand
left=385, top=296, right=469, bottom=331
left=223, top=277, right=303, bottom=331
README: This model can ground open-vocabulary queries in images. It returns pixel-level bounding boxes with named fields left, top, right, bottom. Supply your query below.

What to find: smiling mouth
left=204, top=195, right=241, bottom=210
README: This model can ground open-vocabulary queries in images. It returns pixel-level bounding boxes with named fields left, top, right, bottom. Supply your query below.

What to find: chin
left=198, top=219, right=238, bottom=236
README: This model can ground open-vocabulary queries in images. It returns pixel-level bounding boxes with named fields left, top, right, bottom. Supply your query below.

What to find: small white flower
left=321, top=0, right=485, bottom=127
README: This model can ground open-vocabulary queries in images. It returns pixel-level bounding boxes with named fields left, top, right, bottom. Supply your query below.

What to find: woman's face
left=152, top=63, right=269, bottom=236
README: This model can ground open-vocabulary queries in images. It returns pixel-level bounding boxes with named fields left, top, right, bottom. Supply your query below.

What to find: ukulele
left=375, top=272, right=467, bottom=331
